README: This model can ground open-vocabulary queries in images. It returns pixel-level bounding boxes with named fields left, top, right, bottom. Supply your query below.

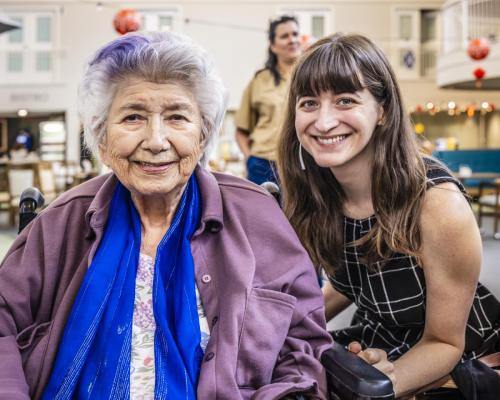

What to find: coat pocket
left=236, top=287, right=296, bottom=388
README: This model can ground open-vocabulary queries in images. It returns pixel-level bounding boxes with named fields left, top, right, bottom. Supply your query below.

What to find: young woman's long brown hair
left=277, top=33, right=427, bottom=275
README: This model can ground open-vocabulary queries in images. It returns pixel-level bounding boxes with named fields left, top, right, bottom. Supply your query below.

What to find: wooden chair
left=7, top=162, right=37, bottom=227
left=37, top=161, right=57, bottom=204
left=0, top=164, right=12, bottom=225
left=477, top=179, right=500, bottom=239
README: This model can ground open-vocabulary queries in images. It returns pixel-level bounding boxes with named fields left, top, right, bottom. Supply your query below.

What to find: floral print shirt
left=130, top=253, right=210, bottom=399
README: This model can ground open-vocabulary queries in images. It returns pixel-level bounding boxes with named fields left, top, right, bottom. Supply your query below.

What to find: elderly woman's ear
left=97, top=140, right=110, bottom=167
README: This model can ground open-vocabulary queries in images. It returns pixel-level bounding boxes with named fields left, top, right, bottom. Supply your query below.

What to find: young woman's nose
left=314, top=107, right=340, bottom=133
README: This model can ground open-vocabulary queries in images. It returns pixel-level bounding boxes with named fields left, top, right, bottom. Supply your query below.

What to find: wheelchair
left=18, top=186, right=499, bottom=399
left=17, top=186, right=393, bottom=400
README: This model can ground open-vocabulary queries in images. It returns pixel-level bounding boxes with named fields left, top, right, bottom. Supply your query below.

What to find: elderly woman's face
left=100, top=79, right=203, bottom=198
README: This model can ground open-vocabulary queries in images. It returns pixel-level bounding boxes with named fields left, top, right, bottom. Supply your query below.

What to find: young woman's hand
left=348, top=341, right=396, bottom=387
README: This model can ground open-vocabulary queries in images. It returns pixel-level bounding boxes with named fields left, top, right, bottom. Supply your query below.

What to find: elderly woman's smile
left=100, top=79, right=203, bottom=198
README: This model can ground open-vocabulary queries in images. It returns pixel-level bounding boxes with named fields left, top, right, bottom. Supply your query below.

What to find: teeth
left=139, top=162, right=167, bottom=166
left=317, top=135, right=346, bottom=145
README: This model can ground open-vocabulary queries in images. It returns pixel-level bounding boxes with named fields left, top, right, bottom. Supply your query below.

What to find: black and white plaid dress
left=329, top=161, right=500, bottom=362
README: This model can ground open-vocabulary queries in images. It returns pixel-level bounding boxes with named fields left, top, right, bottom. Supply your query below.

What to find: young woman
left=235, top=15, right=301, bottom=184
left=277, top=33, right=499, bottom=398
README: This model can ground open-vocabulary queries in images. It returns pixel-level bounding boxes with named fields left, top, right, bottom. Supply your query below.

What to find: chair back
left=7, top=163, right=36, bottom=206
left=37, top=162, right=57, bottom=203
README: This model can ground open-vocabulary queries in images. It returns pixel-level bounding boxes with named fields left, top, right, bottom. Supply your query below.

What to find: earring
left=299, top=143, right=306, bottom=170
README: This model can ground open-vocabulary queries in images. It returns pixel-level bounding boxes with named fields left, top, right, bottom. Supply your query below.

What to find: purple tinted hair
left=78, top=31, right=227, bottom=165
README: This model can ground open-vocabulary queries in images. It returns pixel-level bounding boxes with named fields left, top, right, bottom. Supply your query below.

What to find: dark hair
left=277, top=33, right=426, bottom=275
left=264, top=15, right=298, bottom=86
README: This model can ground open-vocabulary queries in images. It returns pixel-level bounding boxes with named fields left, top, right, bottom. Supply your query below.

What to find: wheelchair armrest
left=321, top=341, right=394, bottom=400
left=18, top=187, right=44, bottom=233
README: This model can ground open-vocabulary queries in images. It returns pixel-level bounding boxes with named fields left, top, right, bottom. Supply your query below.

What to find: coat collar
left=84, top=165, right=224, bottom=236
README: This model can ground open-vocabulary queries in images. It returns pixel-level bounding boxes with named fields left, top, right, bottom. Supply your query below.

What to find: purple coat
left=0, top=167, right=332, bottom=399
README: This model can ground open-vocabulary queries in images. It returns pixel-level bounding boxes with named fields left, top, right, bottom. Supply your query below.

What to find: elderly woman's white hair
left=78, top=31, right=227, bottom=165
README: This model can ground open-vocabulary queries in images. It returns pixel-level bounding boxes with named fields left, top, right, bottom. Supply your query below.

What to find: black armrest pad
left=321, top=342, right=394, bottom=399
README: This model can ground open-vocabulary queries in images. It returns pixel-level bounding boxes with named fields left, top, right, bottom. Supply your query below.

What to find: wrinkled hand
left=348, top=341, right=396, bottom=388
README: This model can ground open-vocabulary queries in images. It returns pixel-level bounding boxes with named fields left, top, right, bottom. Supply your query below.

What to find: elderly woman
left=0, top=32, right=331, bottom=400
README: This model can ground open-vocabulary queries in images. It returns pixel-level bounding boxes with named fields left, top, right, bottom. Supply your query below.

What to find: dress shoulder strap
left=424, top=157, right=468, bottom=197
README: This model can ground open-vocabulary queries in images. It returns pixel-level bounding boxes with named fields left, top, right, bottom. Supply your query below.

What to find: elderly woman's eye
left=169, top=114, right=188, bottom=121
left=123, top=114, right=144, bottom=122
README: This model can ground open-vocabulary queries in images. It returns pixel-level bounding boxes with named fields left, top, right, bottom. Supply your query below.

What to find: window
left=421, top=12, right=436, bottom=42
left=420, top=10, right=439, bottom=77
left=141, top=11, right=178, bottom=32
left=8, top=17, right=23, bottom=43
left=393, top=8, right=440, bottom=79
left=0, top=10, right=59, bottom=83
left=36, top=16, right=52, bottom=42
left=399, top=15, right=413, bottom=40
left=7, top=52, right=23, bottom=72
left=36, top=52, right=52, bottom=71
left=159, top=16, right=173, bottom=31
left=311, top=15, right=325, bottom=39
left=278, top=8, right=332, bottom=41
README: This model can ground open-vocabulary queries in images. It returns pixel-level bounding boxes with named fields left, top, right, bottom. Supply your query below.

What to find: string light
left=411, top=102, right=496, bottom=116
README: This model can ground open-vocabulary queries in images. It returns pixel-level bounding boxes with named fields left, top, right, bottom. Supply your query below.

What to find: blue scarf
left=43, top=175, right=203, bottom=399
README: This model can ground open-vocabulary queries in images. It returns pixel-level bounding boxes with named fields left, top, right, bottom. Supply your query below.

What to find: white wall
left=1, top=0, right=500, bottom=162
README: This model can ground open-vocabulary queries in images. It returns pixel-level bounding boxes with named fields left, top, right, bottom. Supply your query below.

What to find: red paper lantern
left=113, top=9, right=141, bottom=35
left=467, top=38, right=490, bottom=61
left=300, top=34, right=314, bottom=50
left=473, top=67, right=486, bottom=88
left=473, top=67, right=486, bottom=80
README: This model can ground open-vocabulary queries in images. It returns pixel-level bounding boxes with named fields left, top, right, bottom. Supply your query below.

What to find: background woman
left=277, top=33, right=499, bottom=398
left=235, top=15, right=301, bottom=185
left=0, top=32, right=331, bottom=400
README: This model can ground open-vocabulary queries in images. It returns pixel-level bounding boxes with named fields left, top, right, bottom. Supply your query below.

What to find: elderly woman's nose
left=314, top=107, right=340, bottom=133
left=144, top=115, right=169, bottom=152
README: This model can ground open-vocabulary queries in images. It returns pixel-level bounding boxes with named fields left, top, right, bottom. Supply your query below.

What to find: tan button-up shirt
left=235, top=69, right=289, bottom=161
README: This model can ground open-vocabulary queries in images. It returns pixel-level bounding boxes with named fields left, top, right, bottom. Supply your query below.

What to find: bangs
left=294, top=43, right=364, bottom=98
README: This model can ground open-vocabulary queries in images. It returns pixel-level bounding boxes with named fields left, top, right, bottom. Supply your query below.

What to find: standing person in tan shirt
left=235, top=15, right=301, bottom=185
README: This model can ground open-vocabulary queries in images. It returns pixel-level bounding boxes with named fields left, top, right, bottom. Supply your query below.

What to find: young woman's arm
left=322, top=281, right=352, bottom=322
left=389, top=182, right=481, bottom=397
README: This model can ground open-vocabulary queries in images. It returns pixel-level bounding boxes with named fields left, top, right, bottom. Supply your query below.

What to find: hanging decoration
left=410, top=101, right=496, bottom=117
left=465, top=1, right=495, bottom=89
left=113, top=8, right=141, bottom=35
left=473, top=67, right=486, bottom=88
left=414, top=123, right=425, bottom=134
left=402, top=50, right=415, bottom=69
left=467, top=38, right=490, bottom=61
left=300, top=34, right=314, bottom=51
left=467, top=104, right=476, bottom=118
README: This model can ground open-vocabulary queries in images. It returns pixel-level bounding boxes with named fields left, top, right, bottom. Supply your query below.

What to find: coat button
left=201, top=274, right=211, bottom=283
left=211, top=316, right=218, bottom=327
left=205, top=352, right=215, bottom=362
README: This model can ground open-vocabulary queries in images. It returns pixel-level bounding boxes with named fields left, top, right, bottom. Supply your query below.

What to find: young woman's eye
left=299, top=99, right=317, bottom=109
left=337, top=98, right=355, bottom=106
left=123, top=114, right=144, bottom=122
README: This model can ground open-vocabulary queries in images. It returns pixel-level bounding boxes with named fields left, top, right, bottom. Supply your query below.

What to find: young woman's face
left=270, top=21, right=301, bottom=64
left=295, top=88, right=383, bottom=172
